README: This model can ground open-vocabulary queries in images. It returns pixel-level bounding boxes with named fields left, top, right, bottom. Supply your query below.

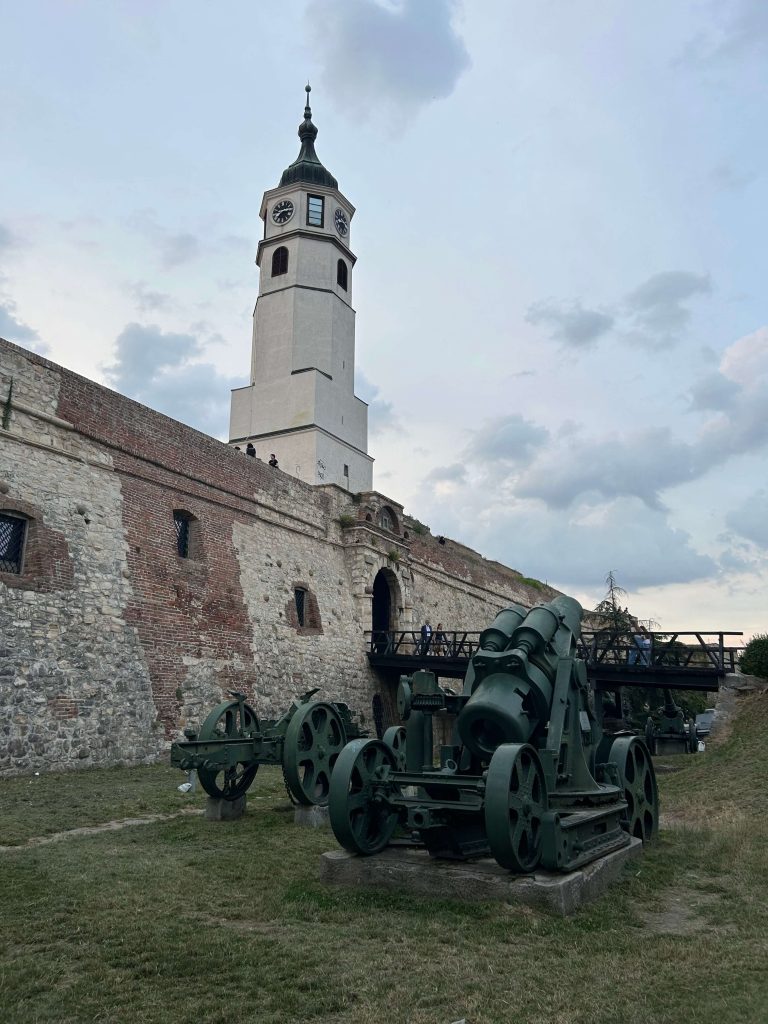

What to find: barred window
left=173, top=510, right=192, bottom=558
left=378, top=507, right=396, bottom=532
left=0, top=513, right=26, bottom=574
left=294, top=587, right=306, bottom=627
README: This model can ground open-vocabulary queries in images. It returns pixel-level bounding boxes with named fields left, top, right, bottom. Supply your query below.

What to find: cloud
left=711, top=163, right=757, bottom=192
left=527, top=270, right=711, bottom=353
left=688, top=371, right=741, bottom=411
left=105, top=323, right=244, bottom=436
left=355, top=368, right=401, bottom=435
left=160, top=232, right=200, bottom=268
left=624, top=271, right=711, bottom=336
left=0, top=301, right=41, bottom=347
left=127, top=211, right=201, bottom=269
left=726, top=490, right=768, bottom=548
left=515, top=427, right=698, bottom=510
left=0, top=224, right=15, bottom=253
left=128, top=281, right=173, bottom=313
left=306, top=0, right=470, bottom=123
left=425, top=462, right=467, bottom=485
left=526, top=300, right=614, bottom=348
left=466, top=414, right=549, bottom=465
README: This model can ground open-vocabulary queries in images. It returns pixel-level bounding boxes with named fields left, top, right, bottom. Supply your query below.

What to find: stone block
left=294, top=803, right=330, bottom=828
left=319, top=838, right=642, bottom=917
left=204, top=795, right=247, bottom=821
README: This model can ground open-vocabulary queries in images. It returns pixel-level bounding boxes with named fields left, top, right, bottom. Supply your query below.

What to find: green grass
left=1, top=697, right=768, bottom=1023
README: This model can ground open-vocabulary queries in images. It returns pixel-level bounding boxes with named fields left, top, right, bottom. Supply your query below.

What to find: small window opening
left=294, top=587, right=306, bottom=627
left=343, top=464, right=349, bottom=477
left=0, top=513, right=26, bottom=574
left=379, top=507, right=396, bottom=532
left=307, top=195, right=324, bottom=227
left=272, top=246, right=289, bottom=277
left=337, top=259, right=348, bottom=290
left=174, top=511, right=192, bottom=558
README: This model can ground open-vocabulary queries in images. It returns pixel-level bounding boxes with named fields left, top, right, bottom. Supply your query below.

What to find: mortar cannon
left=644, top=688, right=698, bottom=755
left=170, top=689, right=368, bottom=806
left=330, top=596, right=659, bottom=873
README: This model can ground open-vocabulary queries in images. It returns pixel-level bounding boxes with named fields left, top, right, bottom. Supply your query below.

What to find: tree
left=593, top=571, right=633, bottom=636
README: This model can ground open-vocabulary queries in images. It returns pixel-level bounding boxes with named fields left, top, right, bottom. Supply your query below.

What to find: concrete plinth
left=294, top=804, right=330, bottom=828
left=319, top=838, right=642, bottom=917
left=204, top=795, right=247, bottom=821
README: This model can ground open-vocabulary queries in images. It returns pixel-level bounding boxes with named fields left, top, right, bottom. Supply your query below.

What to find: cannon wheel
left=382, top=726, right=407, bottom=771
left=283, top=701, right=347, bottom=806
left=607, top=736, right=658, bottom=841
left=197, top=698, right=259, bottom=801
left=329, top=739, right=399, bottom=855
left=485, top=743, right=548, bottom=872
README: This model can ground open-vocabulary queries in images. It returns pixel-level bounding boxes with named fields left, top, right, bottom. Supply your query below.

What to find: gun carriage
left=170, top=688, right=372, bottom=806
left=644, top=688, right=698, bottom=755
left=330, top=597, right=658, bottom=872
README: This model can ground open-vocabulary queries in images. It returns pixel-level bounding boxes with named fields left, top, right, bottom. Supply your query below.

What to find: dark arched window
left=337, top=259, right=348, bottom=290
left=272, top=246, right=288, bottom=277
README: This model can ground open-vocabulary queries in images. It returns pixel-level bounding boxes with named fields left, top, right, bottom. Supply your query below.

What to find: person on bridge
left=433, top=623, right=447, bottom=656
left=420, top=621, right=432, bottom=655
left=629, top=626, right=652, bottom=666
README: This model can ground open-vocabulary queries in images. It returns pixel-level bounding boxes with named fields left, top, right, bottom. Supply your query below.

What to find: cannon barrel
left=458, top=596, right=583, bottom=759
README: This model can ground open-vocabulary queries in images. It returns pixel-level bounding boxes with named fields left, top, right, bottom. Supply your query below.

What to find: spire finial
left=304, top=82, right=312, bottom=117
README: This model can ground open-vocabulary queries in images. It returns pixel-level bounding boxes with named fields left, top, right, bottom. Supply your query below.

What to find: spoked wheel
left=607, top=736, right=659, bottom=841
left=329, top=739, right=399, bottom=855
left=485, top=743, right=548, bottom=872
left=283, top=701, right=347, bottom=806
left=382, top=726, right=407, bottom=771
left=197, top=698, right=259, bottom=801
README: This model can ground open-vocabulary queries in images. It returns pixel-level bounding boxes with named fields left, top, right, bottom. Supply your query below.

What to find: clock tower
left=229, top=86, right=373, bottom=492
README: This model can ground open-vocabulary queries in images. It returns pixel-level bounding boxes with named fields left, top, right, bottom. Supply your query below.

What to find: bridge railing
left=366, top=629, right=743, bottom=674
left=368, top=630, right=481, bottom=658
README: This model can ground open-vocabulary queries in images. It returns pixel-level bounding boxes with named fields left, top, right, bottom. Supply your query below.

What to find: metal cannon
left=329, top=597, right=659, bottom=873
left=644, top=689, right=698, bottom=755
left=171, top=688, right=371, bottom=806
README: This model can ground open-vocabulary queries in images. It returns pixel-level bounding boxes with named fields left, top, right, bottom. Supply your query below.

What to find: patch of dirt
left=0, top=808, right=201, bottom=852
left=635, top=888, right=722, bottom=936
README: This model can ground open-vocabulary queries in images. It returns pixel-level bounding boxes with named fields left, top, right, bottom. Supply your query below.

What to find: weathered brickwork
left=1, top=338, right=560, bottom=776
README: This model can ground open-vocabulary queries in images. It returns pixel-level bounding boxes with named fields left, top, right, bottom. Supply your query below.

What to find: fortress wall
left=1, top=339, right=556, bottom=776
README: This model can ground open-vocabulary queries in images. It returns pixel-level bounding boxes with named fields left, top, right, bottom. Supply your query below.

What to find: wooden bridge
left=365, top=629, right=744, bottom=692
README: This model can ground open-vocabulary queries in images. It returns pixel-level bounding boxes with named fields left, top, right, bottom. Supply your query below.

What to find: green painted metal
left=382, top=725, right=407, bottom=771
left=328, top=739, right=400, bottom=854
left=170, top=688, right=365, bottom=805
left=329, top=596, right=660, bottom=873
left=279, top=86, right=338, bottom=190
left=645, top=688, right=700, bottom=755
left=282, top=700, right=346, bottom=805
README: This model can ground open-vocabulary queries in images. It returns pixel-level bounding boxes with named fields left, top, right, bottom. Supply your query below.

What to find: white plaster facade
left=229, top=111, right=373, bottom=493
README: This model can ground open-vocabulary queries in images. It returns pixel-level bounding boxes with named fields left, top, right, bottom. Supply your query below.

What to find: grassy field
left=2, top=693, right=768, bottom=1024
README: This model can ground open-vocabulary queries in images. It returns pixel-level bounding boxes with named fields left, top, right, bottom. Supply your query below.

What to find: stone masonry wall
left=1, top=338, right=563, bottom=776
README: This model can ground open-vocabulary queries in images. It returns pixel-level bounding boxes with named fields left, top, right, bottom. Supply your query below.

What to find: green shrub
left=740, top=633, right=768, bottom=679
left=519, top=576, right=544, bottom=591
left=338, top=513, right=356, bottom=528
left=387, top=548, right=400, bottom=564
left=409, top=519, right=429, bottom=536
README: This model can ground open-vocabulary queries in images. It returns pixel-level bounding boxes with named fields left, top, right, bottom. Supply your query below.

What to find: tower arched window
left=337, top=259, right=348, bottom=290
left=272, top=246, right=289, bottom=277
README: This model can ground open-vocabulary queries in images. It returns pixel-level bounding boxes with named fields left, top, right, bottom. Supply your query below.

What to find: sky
left=1, top=0, right=767, bottom=640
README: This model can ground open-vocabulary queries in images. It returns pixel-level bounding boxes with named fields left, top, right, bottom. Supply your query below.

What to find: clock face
left=272, top=199, right=295, bottom=225
left=334, top=208, right=349, bottom=237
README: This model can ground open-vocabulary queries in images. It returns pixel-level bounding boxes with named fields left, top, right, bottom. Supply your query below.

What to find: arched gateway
left=371, top=567, right=400, bottom=652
